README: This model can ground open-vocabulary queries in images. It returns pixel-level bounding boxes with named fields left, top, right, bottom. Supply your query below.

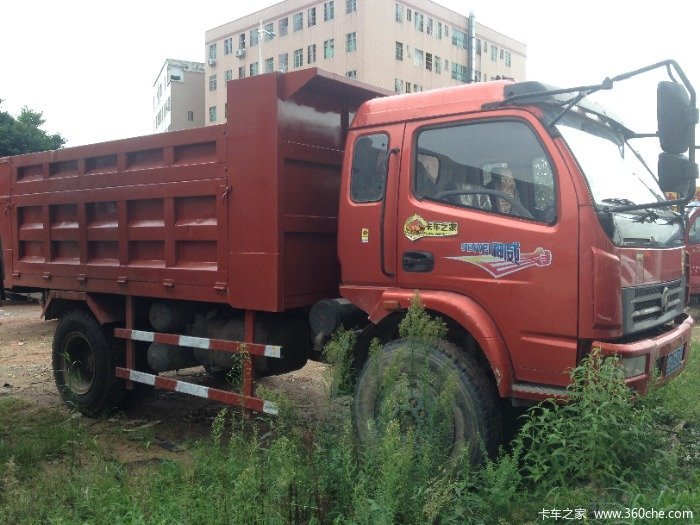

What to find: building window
left=209, top=106, right=217, bottom=122
left=435, top=55, right=441, bottom=74
left=308, top=7, right=316, bottom=27
left=414, top=12, right=424, bottom=32
left=505, top=51, right=511, bottom=67
left=425, top=52, right=432, bottom=72
left=324, top=1, right=334, bottom=21
left=208, top=43, right=217, bottom=60
left=187, top=110, right=194, bottom=122
left=451, top=62, right=467, bottom=82
left=406, top=83, right=411, bottom=93
left=346, top=70, right=357, bottom=79
left=452, top=28, right=467, bottom=49
left=491, top=45, right=498, bottom=61
left=239, top=34, right=246, bottom=49
left=414, top=48, right=423, bottom=67
left=250, top=62, right=259, bottom=76
left=474, top=70, right=481, bottom=82
left=346, top=0, right=357, bottom=13
left=324, top=39, right=335, bottom=59
left=224, top=37, right=233, bottom=55
left=264, top=23, right=274, bottom=41
left=209, top=74, right=217, bottom=91
left=426, top=17, right=433, bottom=35
left=346, top=32, right=357, bottom=52
left=279, top=52, right=289, bottom=71
left=308, top=44, right=317, bottom=64
left=445, top=58, right=449, bottom=71
left=437, top=21, right=442, bottom=39
left=395, top=41, right=403, bottom=61
left=250, top=28, right=259, bottom=46
left=483, top=41, right=488, bottom=52
left=476, top=38, right=481, bottom=55
left=279, top=17, right=289, bottom=36
left=500, top=48, right=504, bottom=59
left=265, top=57, right=274, bottom=73
left=394, top=78, right=404, bottom=93
left=294, top=48, right=303, bottom=68
left=225, top=69, right=233, bottom=81
left=395, top=3, right=403, bottom=22
left=407, top=8, right=412, bottom=22
left=238, top=66, right=245, bottom=79
left=293, top=12, right=303, bottom=31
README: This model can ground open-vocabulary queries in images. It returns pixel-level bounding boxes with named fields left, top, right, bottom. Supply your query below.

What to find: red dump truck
left=0, top=63, right=697, bottom=460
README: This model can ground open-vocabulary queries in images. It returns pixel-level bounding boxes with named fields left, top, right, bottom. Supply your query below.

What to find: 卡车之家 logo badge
left=403, top=214, right=458, bottom=241
left=447, top=241, right=552, bottom=278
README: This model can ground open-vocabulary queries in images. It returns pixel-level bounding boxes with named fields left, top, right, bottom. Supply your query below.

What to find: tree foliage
left=0, top=102, right=65, bottom=157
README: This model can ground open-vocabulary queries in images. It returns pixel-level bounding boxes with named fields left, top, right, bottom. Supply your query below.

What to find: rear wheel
left=354, top=338, right=502, bottom=465
left=52, top=310, right=126, bottom=416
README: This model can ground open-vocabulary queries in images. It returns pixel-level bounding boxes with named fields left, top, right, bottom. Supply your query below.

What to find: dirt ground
left=0, top=299, right=334, bottom=462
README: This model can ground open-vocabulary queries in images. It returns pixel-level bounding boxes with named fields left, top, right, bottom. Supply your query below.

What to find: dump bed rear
left=0, top=69, right=387, bottom=311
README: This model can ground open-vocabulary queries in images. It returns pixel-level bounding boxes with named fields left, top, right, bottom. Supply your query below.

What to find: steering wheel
left=433, top=189, right=534, bottom=220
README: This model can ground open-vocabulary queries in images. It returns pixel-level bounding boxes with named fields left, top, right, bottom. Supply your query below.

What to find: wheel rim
left=60, top=331, right=96, bottom=395
left=376, top=374, right=457, bottom=451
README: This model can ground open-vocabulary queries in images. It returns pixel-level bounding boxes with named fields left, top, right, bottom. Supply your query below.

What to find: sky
left=0, top=0, right=697, bottom=147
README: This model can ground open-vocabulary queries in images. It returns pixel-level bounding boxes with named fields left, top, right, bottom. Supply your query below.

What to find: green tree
left=0, top=102, right=65, bottom=157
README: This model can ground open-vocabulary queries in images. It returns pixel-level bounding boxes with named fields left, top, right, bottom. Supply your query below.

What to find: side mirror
left=657, top=81, right=695, bottom=154
left=658, top=152, right=697, bottom=195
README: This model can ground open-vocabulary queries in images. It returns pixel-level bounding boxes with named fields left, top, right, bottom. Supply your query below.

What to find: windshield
left=555, top=113, right=665, bottom=207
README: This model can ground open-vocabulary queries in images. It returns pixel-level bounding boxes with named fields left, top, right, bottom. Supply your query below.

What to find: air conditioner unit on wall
left=235, top=49, right=245, bottom=58
left=208, top=58, right=216, bottom=67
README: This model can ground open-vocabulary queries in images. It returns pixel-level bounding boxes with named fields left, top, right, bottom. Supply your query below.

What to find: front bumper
left=593, top=313, right=694, bottom=391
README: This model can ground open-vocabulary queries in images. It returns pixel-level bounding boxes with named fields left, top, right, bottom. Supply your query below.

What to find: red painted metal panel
left=1, top=70, right=387, bottom=312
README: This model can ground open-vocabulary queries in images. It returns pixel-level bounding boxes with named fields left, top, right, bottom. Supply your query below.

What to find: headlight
left=619, top=355, right=647, bottom=378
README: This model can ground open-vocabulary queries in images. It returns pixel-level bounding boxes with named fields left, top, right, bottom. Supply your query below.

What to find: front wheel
left=353, top=338, right=502, bottom=465
left=52, top=310, right=126, bottom=416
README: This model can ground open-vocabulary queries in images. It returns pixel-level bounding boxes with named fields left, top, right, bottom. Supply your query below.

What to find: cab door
left=339, top=126, right=405, bottom=287
left=395, top=113, right=581, bottom=386
left=686, top=210, right=700, bottom=297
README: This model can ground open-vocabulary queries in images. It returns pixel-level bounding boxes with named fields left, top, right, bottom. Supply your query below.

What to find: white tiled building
left=204, top=0, right=526, bottom=124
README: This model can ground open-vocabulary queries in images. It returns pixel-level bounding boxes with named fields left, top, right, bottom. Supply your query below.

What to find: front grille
left=622, top=279, right=684, bottom=334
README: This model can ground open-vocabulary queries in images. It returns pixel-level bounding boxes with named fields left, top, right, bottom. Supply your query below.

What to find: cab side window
left=414, top=121, right=556, bottom=222
left=689, top=219, right=700, bottom=244
left=350, top=134, right=389, bottom=203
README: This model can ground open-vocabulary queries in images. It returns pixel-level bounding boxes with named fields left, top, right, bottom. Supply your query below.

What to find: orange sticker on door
left=403, top=213, right=458, bottom=241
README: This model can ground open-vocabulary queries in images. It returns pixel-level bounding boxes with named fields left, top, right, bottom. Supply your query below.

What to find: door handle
left=402, top=251, right=434, bottom=273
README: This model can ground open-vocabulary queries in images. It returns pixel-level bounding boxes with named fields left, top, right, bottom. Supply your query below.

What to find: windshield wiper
left=601, top=197, right=636, bottom=207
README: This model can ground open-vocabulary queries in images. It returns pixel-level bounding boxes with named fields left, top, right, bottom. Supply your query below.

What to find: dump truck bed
left=0, top=69, right=387, bottom=311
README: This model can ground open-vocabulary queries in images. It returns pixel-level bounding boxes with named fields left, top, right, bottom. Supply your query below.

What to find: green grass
left=0, top=302, right=698, bottom=524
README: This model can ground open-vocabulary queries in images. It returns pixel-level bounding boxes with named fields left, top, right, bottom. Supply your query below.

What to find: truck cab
left=338, top=61, right=696, bottom=460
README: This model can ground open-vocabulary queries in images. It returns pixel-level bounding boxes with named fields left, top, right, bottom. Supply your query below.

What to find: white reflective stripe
left=175, top=381, right=209, bottom=399
left=178, top=335, right=211, bottom=350
left=263, top=401, right=279, bottom=415
left=264, top=345, right=282, bottom=358
left=129, top=370, right=156, bottom=386
left=130, top=330, right=155, bottom=343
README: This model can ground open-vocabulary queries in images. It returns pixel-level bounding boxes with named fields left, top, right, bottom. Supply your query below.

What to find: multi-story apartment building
left=153, top=59, right=206, bottom=133
left=204, top=0, right=526, bottom=124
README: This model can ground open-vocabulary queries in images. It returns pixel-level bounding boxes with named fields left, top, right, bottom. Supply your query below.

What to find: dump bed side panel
left=2, top=125, right=229, bottom=303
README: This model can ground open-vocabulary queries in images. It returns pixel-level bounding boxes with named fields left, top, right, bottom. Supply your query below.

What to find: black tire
left=354, top=338, right=502, bottom=465
left=52, top=310, right=126, bottom=416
